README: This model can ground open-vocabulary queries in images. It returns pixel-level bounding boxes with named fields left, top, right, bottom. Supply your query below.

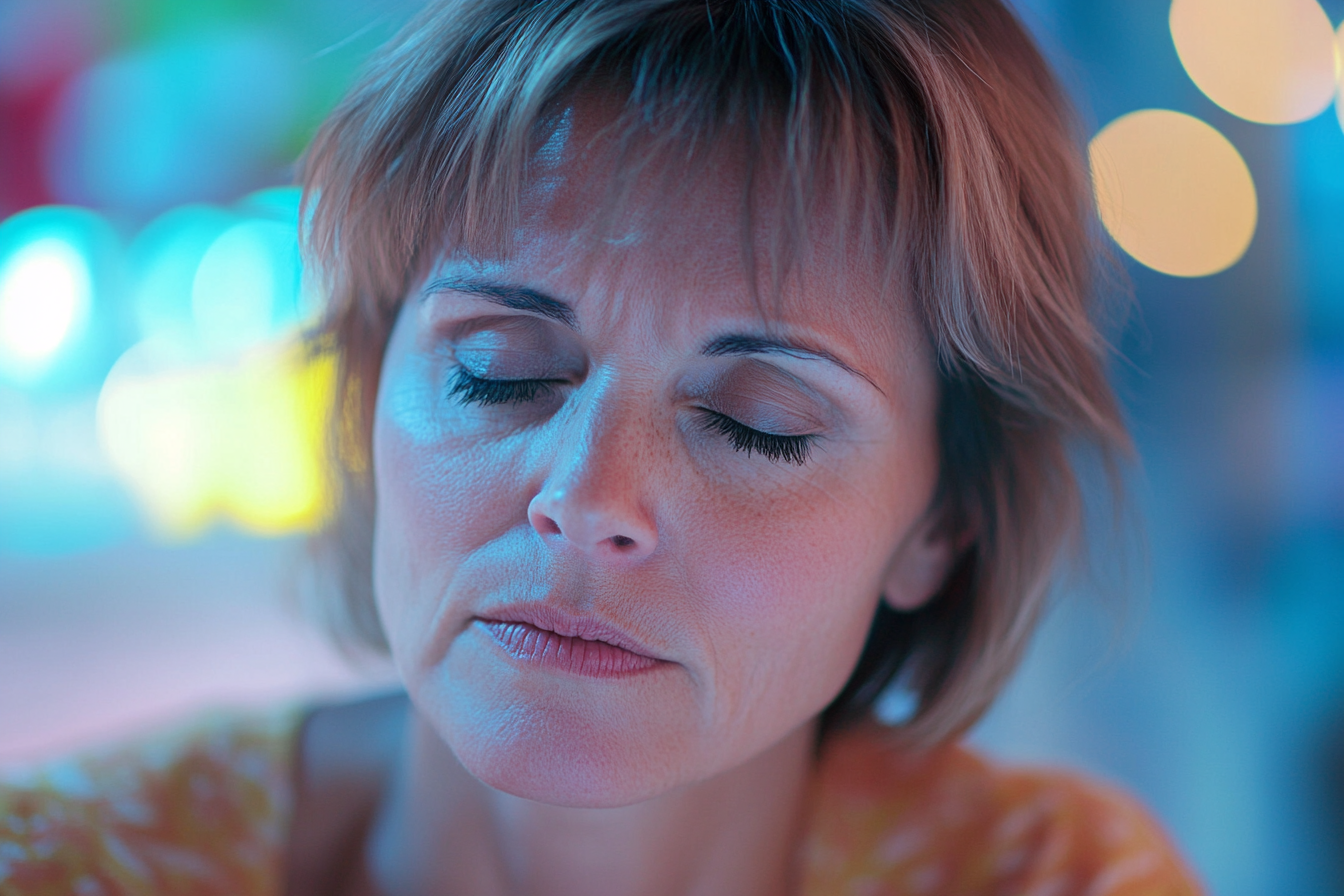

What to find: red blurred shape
left=0, top=0, right=107, bottom=216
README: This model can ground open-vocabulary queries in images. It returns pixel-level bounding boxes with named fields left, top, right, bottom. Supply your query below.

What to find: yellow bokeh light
left=1090, top=109, right=1257, bottom=278
left=1170, top=0, right=1337, bottom=125
left=97, top=338, right=336, bottom=538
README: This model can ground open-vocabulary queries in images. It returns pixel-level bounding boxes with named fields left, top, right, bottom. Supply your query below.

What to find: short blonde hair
left=300, top=0, right=1130, bottom=747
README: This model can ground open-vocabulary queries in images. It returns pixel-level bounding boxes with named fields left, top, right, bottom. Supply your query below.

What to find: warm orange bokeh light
left=1336, top=21, right=1344, bottom=135
left=1170, top=0, right=1337, bottom=125
left=1090, top=109, right=1257, bottom=278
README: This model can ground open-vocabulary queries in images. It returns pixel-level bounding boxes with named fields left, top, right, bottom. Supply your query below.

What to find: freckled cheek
left=679, top=482, right=886, bottom=703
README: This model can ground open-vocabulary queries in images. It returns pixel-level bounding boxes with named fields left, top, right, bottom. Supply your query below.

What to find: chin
left=419, top=672, right=698, bottom=808
left=460, top=730, right=673, bottom=807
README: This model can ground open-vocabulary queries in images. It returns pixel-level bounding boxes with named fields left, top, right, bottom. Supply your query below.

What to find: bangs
left=302, top=0, right=931, bottom=317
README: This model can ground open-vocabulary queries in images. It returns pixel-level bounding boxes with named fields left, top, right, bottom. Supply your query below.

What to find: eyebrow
left=421, top=277, right=578, bottom=328
left=703, top=334, right=882, bottom=393
left=422, top=276, right=881, bottom=393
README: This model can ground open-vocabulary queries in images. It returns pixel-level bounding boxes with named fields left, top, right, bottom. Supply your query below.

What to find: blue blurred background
left=1, top=0, right=1342, bottom=892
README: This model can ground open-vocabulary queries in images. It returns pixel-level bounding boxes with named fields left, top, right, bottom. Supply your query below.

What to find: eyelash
left=447, top=367, right=816, bottom=466
left=448, top=367, right=561, bottom=405
left=696, top=410, right=815, bottom=466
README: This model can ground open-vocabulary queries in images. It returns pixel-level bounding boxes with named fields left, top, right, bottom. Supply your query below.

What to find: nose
left=526, top=388, right=659, bottom=561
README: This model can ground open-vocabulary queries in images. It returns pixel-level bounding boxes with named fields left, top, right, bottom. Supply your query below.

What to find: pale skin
left=302, top=103, right=961, bottom=896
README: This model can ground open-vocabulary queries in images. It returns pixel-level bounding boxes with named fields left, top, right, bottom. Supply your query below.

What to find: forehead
left=431, top=100, right=928, bottom=381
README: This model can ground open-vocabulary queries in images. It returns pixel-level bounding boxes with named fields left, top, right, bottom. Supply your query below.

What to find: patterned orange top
left=0, top=707, right=1203, bottom=896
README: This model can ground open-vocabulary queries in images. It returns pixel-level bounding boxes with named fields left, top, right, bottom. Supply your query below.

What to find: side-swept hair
left=300, top=0, right=1131, bottom=747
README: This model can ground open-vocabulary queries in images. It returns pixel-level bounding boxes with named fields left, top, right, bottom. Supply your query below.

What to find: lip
left=472, top=604, right=666, bottom=678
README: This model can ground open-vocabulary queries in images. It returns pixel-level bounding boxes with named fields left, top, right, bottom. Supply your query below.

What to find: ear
left=879, top=511, right=970, bottom=612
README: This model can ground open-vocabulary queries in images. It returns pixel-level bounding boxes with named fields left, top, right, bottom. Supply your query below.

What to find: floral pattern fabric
left=0, top=709, right=1202, bottom=895
left=802, top=727, right=1202, bottom=895
left=0, top=709, right=299, bottom=896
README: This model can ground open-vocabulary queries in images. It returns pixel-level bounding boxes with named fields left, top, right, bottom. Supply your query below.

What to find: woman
left=1, top=1, right=1203, bottom=894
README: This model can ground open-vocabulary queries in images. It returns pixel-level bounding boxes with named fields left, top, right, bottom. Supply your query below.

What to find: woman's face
left=371, top=114, right=945, bottom=808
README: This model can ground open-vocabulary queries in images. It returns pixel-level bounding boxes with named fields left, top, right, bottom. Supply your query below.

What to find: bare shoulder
left=802, top=726, right=1205, bottom=896
left=285, top=690, right=408, bottom=896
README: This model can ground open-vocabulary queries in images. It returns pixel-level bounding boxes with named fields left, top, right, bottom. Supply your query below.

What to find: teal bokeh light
left=46, top=28, right=300, bottom=212
left=127, top=187, right=312, bottom=356
left=128, top=204, right=240, bottom=348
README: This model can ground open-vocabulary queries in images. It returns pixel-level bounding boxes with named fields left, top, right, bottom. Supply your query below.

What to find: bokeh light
left=1337, top=21, right=1344, bottom=136
left=1170, top=0, right=1337, bottom=125
left=1090, top=109, right=1257, bottom=278
left=96, top=338, right=334, bottom=538
left=128, top=205, right=239, bottom=347
left=0, top=206, right=113, bottom=384
left=191, top=219, right=302, bottom=354
left=0, top=239, right=90, bottom=370
left=45, top=28, right=299, bottom=212
left=128, top=187, right=313, bottom=357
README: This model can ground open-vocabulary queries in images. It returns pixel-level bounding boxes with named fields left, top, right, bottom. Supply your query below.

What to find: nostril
left=535, top=515, right=563, bottom=537
left=611, top=535, right=635, bottom=548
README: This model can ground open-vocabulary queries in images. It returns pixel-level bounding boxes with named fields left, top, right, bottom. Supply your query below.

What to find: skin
left=356, top=103, right=958, bottom=896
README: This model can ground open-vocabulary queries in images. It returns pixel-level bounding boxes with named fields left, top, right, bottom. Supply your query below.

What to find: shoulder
left=801, top=725, right=1204, bottom=896
left=284, top=690, right=407, bottom=896
left=0, top=705, right=304, bottom=896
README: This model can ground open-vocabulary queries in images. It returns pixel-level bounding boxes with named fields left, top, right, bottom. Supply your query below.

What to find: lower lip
left=477, top=620, right=662, bottom=678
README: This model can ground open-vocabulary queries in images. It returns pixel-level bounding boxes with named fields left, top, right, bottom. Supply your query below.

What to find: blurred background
left=0, top=0, right=1341, bottom=892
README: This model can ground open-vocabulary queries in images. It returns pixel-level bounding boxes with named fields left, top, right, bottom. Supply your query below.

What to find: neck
left=362, top=709, right=818, bottom=896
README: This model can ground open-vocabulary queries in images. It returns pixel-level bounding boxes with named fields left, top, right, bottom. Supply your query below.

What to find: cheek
left=677, top=421, right=940, bottom=738
left=370, top=355, right=530, bottom=654
left=675, top=475, right=895, bottom=728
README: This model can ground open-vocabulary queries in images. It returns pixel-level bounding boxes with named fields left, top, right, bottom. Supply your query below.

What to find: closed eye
left=447, top=368, right=566, bottom=406
left=696, top=409, right=816, bottom=466
left=448, top=368, right=817, bottom=465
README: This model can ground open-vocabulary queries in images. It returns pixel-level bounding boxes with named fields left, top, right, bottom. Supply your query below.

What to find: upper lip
left=473, top=603, right=664, bottom=660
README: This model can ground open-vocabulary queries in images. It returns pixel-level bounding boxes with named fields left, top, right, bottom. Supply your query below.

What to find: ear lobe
left=880, top=518, right=968, bottom=613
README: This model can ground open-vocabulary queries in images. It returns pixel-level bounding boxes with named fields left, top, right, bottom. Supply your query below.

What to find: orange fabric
left=0, top=711, right=1203, bottom=896
left=801, top=726, right=1204, bottom=895
left=0, top=709, right=300, bottom=896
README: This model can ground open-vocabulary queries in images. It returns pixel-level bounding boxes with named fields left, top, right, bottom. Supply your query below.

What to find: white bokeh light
left=0, top=237, right=92, bottom=379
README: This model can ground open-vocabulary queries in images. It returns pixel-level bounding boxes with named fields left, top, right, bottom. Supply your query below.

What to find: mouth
left=473, top=605, right=666, bottom=679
